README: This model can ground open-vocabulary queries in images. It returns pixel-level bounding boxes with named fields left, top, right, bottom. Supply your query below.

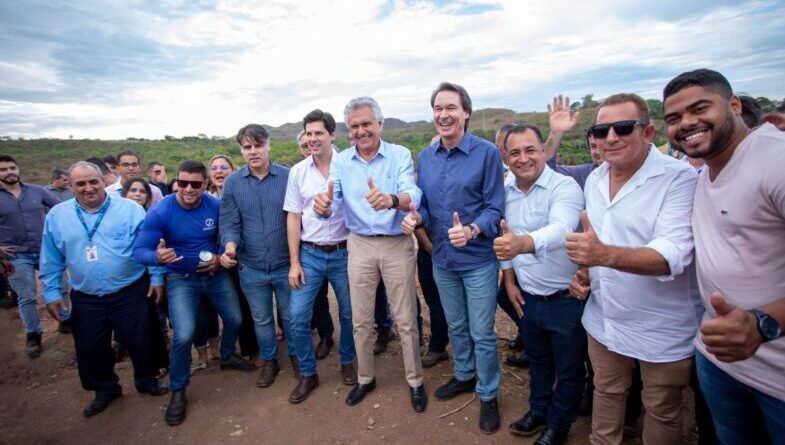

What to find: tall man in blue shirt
left=313, top=96, right=426, bottom=412
left=402, top=83, right=505, bottom=433
left=493, top=124, right=586, bottom=445
left=134, top=160, right=255, bottom=426
left=40, top=161, right=168, bottom=417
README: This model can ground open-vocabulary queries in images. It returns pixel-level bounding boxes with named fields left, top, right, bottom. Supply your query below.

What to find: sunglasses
left=175, top=179, right=205, bottom=189
left=127, top=187, right=147, bottom=194
left=210, top=164, right=231, bottom=171
left=588, top=120, right=648, bottom=139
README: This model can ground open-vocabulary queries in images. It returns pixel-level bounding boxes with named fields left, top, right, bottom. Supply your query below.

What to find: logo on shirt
left=204, top=218, right=215, bottom=231
left=112, top=232, right=125, bottom=241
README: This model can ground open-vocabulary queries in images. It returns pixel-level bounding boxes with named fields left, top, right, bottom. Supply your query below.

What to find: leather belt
left=303, top=240, right=347, bottom=252
left=526, top=289, right=572, bottom=302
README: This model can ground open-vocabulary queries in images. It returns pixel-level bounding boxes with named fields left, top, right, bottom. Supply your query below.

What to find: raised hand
left=493, top=219, right=524, bottom=260
left=448, top=211, right=469, bottom=248
left=548, top=94, right=580, bottom=134
left=401, top=202, right=422, bottom=235
left=365, top=177, right=391, bottom=211
left=313, top=180, right=334, bottom=217
left=566, top=211, right=606, bottom=267
left=701, top=292, right=764, bottom=362
left=156, top=238, right=183, bottom=264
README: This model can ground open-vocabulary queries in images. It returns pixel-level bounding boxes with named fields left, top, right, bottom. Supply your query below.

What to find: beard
left=672, top=106, right=737, bottom=160
left=0, top=175, right=19, bottom=185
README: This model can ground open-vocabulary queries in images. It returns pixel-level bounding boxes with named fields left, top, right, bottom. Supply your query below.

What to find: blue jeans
left=290, top=244, right=354, bottom=377
left=10, top=252, right=70, bottom=334
left=167, top=270, right=243, bottom=391
left=238, top=263, right=294, bottom=361
left=433, top=261, right=500, bottom=401
left=696, top=351, right=785, bottom=445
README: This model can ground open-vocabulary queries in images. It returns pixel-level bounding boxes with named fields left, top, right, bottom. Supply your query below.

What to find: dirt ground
left=0, top=294, right=698, bottom=445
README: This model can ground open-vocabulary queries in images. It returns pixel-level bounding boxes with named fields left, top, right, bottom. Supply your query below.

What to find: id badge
left=86, top=245, right=99, bottom=262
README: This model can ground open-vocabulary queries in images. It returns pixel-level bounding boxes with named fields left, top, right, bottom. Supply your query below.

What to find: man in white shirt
left=105, top=150, right=163, bottom=206
left=284, top=110, right=356, bottom=403
left=493, top=124, right=585, bottom=445
left=565, top=93, right=701, bottom=445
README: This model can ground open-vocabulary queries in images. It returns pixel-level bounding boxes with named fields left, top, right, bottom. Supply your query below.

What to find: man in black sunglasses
left=566, top=93, right=700, bottom=445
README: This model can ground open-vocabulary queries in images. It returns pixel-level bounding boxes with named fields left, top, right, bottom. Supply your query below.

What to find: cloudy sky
left=1, top=0, right=784, bottom=139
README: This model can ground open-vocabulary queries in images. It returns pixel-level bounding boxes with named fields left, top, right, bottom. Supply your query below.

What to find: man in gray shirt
left=45, top=169, right=75, bottom=201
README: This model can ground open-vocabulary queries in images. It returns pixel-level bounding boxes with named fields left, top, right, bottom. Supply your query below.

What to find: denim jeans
left=433, top=261, right=500, bottom=401
left=290, top=244, right=354, bottom=377
left=696, top=351, right=785, bottom=445
left=10, top=252, right=70, bottom=334
left=238, top=263, right=294, bottom=361
left=167, top=270, right=243, bottom=391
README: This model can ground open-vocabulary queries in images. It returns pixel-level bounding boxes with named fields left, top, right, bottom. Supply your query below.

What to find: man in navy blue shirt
left=402, top=83, right=505, bottom=433
left=134, top=160, right=255, bottom=426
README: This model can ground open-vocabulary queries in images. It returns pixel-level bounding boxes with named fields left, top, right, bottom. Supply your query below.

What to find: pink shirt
left=693, top=123, right=785, bottom=401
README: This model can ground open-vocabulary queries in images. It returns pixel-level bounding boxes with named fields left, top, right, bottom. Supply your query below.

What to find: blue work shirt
left=39, top=196, right=164, bottom=303
left=327, top=140, right=421, bottom=236
left=417, top=132, right=505, bottom=271
left=0, top=183, right=61, bottom=253
left=220, top=163, right=290, bottom=269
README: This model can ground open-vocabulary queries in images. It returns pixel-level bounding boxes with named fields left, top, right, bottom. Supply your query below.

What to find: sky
left=1, top=0, right=784, bottom=139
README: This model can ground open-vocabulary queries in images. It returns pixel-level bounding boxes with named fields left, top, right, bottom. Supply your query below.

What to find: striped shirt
left=220, top=163, right=290, bottom=269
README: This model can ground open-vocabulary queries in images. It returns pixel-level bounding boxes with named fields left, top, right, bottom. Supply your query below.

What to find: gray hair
left=68, top=161, right=103, bottom=177
left=343, top=96, right=384, bottom=125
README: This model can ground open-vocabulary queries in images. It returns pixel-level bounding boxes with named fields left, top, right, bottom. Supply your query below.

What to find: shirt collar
left=351, top=140, right=387, bottom=162
left=437, top=132, right=472, bottom=155
left=505, top=163, right=554, bottom=193
left=241, top=162, right=278, bottom=178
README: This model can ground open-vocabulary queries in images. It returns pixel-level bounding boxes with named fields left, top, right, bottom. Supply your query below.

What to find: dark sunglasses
left=588, top=120, right=648, bottom=139
left=175, top=179, right=205, bottom=189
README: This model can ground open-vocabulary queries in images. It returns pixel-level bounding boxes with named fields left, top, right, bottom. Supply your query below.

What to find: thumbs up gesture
left=493, top=219, right=524, bottom=261
left=156, top=238, right=183, bottom=264
left=401, top=202, right=422, bottom=235
left=365, top=177, right=392, bottom=211
left=313, top=180, right=334, bottom=217
left=565, top=211, right=606, bottom=267
left=700, top=292, right=764, bottom=362
left=448, top=211, right=471, bottom=248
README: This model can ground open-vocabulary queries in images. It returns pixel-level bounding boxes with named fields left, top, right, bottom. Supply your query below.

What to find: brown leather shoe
left=421, top=351, right=449, bottom=368
left=315, top=337, right=334, bottom=360
left=290, top=355, right=301, bottom=380
left=288, top=374, right=319, bottom=403
left=256, top=359, right=280, bottom=388
left=341, top=363, right=358, bottom=385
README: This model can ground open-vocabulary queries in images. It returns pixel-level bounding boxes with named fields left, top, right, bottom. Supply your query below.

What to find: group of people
left=0, top=67, right=782, bottom=445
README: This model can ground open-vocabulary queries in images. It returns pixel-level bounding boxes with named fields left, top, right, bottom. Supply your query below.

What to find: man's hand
left=701, top=292, right=763, bottom=362
left=401, top=202, right=422, bottom=235
left=365, top=177, right=392, bottom=211
left=566, top=211, right=607, bottom=267
left=548, top=95, right=580, bottom=134
left=448, top=212, right=470, bottom=248
left=220, top=242, right=238, bottom=268
left=569, top=267, right=591, bottom=300
left=46, top=299, right=67, bottom=322
left=0, top=245, right=17, bottom=258
left=506, top=281, right=526, bottom=318
left=313, top=180, right=334, bottom=217
left=156, top=238, right=183, bottom=264
left=493, top=219, right=524, bottom=261
left=147, top=285, right=166, bottom=304
left=196, top=255, right=220, bottom=273
left=289, top=261, right=305, bottom=289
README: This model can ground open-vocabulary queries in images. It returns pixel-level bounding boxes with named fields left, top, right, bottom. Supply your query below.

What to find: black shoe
left=578, top=388, right=593, bottom=416
left=83, top=391, right=122, bottom=417
left=410, top=384, right=427, bottom=413
left=508, top=337, right=524, bottom=351
left=479, top=398, right=500, bottom=434
left=165, top=389, right=187, bottom=426
left=434, top=376, right=476, bottom=401
left=509, top=411, right=547, bottom=436
left=534, top=428, right=568, bottom=445
left=506, top=352, right=530, bottom=368
left=315, top=337, right=334, bottom=360
left=345, top=379, right=376, bottom=406
left=373, top=329, right=391, bottom=355
left=24, top=332, right=42, bottom=358
left=57, top=319, right=72, bottom=334
left=137, top=380, right=169, bottom=396
left=220, top=354, right=256, bottom=372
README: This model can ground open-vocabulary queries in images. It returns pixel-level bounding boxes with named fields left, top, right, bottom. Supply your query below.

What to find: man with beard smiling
left=663, top=68, right=785, bottom=444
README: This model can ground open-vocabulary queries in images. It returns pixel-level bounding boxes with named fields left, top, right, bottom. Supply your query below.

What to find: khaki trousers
left=347, top=233, right=423, bottom=387
left=588, top=334, right=692, bottom=445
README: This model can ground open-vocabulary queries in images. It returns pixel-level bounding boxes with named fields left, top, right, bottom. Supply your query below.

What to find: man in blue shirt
left=494, top=124, right=586, bottom=445
left=39, top=161, right=168, bottom=417
left=135, top=160, right=255, bottom=426
left=402, top=83, right=505, bottom=433
left=313, top=96, right=426, bottom=412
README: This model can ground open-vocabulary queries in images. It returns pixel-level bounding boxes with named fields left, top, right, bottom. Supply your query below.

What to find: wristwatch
left=749, top=309, right=782, bottom=342
left=469, top=224, right=479, bottom=240
left=389, top=194, right=399, bottom=210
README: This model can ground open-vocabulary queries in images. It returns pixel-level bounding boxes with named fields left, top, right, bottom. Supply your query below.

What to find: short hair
left=121, top=177, right=153, bottom=210
left=236, top=124, right=269, bottom=145
left=496, top=122, right=520, bottom=139
left=177, top=160, right=207, bottom=179
left=101, top=155, right=117, bottom=167
left=147, top=161, right=164, bottom=171
left=343, top=97, right=384, bottom=125
left=69, top=160, right=103, bottom=177
left=116, top=149, right=140, bottom=163
left=663, top=68, right=733, bottom=102
left=503, top=124, right=545, bottom=152
left=596, top=93, right=651, bottom=123
left=85, top=157, right=111, bottom=175
left=303, top=109, right=337, bottom=134
left=430, top=82, right=472, bottom=131
left=739, top=94, right=762, bottom=127
left=51, top=169, right=68, bottom=180
left=0, top=155, right=17, bottom=164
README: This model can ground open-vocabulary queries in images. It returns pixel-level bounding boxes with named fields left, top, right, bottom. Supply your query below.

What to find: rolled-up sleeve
left=529, top=178, right=584, bottom=261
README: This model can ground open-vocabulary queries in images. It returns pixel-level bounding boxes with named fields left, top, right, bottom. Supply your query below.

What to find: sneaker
left=24, top=332, right=42, bottom=358
left=434, top=376, right=476, bottom=400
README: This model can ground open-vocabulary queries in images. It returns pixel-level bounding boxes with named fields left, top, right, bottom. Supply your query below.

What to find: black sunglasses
left=175, top=179, right=205, bottom=189
left=588, top=120, right=648, bottom=139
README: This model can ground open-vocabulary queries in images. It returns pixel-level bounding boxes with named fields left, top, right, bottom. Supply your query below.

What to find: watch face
left=760, top=315, right=782, bottom=341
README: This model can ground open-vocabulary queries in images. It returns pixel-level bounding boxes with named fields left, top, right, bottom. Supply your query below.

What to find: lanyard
left=74, top=196, right=111, bottom=246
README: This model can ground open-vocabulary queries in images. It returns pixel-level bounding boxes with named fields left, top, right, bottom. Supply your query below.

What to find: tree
left=646, top=99, right=663, bottom=119
left=756, top=96, right=774, bottom=113
left=581, top=94, right=599, bottom=109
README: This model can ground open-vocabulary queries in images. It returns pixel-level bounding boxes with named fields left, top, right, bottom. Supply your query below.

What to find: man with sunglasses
left=134, top=160, right=255, bottom=426
left=663, top=69, right=785, bottom=444
left=106, top=150, right=163, bottom=206
left=566, top=93, right=701, bottom=445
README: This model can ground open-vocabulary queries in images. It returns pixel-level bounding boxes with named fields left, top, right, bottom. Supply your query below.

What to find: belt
left=526, top=289, right=572, bottom=302
left=303, top=240, right=347, bottom=252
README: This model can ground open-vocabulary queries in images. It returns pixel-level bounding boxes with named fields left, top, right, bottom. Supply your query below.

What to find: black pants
left=417, top=249, right=449, bottom=353
left=70, top=275, right=158, bottom=398
left=311, top=281, right=334, bottom=340
left=496, top=275, right=524, bottom=343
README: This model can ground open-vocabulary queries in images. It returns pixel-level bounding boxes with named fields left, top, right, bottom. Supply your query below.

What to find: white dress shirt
left=284, top=150, right=350, bottom=244
left=500, top=165, right=584, bottom=295
left=582, top=145, right=703, bottom=363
